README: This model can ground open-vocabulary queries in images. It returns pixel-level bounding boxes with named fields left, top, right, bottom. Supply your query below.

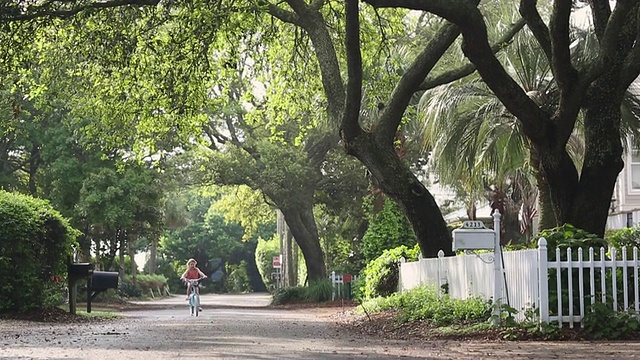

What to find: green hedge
left=360, top=244, right=420, bottom=299
left=0, top=191, right=79, bottom=312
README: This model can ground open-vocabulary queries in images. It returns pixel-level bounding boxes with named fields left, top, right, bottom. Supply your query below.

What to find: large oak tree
left=6, top=0, right=636, bottom=260
left=345, top=0, right=640, bottom=239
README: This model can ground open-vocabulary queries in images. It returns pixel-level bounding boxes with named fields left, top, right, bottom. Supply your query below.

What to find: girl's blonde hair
left=187, top=258, right=197, bottom=266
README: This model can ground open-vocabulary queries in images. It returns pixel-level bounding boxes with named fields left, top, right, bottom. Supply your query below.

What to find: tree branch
left=263, top=1, right=303, bottom=26
left=584, top=1, right=638, bottom=85
left=309, top=0, right=326, bottom=11
left=306, top=132, right=338, bottom=167
left=285, top=0, right=312, bottom=16
left=549, top=1, right=576, bottom=91
left=340, top=0, right=363, bottom=143
left=363, top=0, right=548, bottom=141
left=621, top=4, right=640, bottom=88
left=589, top=0, right=612, bottom=40
left=419, top=17, right=526, bottom=91
left=378, top=21, right=460, bottom=143
left=0, top=0, right=160, bottom=22
left=519, top=0, right=552, bottom=63
left=277, top=0, right=344, bottom=123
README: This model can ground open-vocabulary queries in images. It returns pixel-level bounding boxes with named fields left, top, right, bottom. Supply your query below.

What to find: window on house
left=631, top=147, right=640, bottom=190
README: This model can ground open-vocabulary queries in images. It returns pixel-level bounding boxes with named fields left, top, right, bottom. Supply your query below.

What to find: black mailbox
left=91, top=271, right=119, bottom=291
left=68, top=262, right=94, bottom=283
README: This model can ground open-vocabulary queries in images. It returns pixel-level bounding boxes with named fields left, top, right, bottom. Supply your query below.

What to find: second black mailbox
left=91, top=271, right=119, bottom=291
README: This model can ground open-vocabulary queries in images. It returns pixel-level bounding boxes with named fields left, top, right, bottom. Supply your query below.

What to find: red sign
left=343, top=274, right=352, bottom=283
left=272, top=256, right=281, bottom=268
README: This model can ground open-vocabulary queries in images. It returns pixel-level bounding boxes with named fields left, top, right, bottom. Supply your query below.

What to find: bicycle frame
left=185, top=278, right=204, bottom=316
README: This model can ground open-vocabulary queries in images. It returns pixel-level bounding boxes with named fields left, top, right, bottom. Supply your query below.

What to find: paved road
left=1, top=293, right=429, bottom=359
left=3, top=294, right=640, bottom=359
left=129, top=292, right=273, bottom=309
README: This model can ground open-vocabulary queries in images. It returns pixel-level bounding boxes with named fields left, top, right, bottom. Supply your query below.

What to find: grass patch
left=75, top=310, right=122, bottom=319
left=435, top=322, right=494, bottom=337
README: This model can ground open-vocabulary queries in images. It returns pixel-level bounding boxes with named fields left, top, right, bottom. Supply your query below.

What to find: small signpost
left=452, top=220, right=495, bottom=251
left=452, top=211, right=503, bottom=327
left=272, top=255, right=282, bottom=289
left=272, top=255, right=281, bottom=268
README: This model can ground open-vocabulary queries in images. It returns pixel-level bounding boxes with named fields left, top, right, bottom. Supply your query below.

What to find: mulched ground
left=334, top=308, right=595, bottom=342
left=0, top=307, right=108, bottom=323
left=0, top=297, right=143, bottom=323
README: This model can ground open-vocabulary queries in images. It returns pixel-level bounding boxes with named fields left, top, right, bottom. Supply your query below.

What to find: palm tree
left=419, top=29, right=556, bottom=242
left=419, top=22, right=640, bottom=239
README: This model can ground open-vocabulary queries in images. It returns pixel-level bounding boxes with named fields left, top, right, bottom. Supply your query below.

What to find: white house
left=608, top=137, right=640, bottom=229
left=607, top=79, right=640, bottom=229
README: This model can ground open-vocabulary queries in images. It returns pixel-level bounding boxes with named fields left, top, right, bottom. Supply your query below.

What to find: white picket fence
left=399, top=238, right=640, bottom=326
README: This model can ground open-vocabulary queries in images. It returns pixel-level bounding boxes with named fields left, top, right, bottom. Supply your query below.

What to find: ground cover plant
left=342, top=285, right=640, bottom=341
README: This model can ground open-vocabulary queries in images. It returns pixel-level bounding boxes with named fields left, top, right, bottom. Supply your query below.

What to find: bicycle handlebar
left=182, top=277, right=206, bottom=284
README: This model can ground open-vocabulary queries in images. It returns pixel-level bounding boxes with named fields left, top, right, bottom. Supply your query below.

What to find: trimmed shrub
left=0, top=191, right=79, bottom=312
left=271, top=286, right=307, bottom=305
left=360, top=244, right=420, bottom=299
left=227, top=260, right=251, bottom=293
left=136, top=274, right=168, bottom=295
left=361, top=197, right=417, bottom=263
left=255, top=234, right=280, bottom=292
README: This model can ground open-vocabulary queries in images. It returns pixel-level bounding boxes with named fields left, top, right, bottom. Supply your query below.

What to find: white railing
left=399, top=239, right=640, bottom=326
left=538, top=238, right=640, bottom=328
left=399, top=248, right=538, bottom=321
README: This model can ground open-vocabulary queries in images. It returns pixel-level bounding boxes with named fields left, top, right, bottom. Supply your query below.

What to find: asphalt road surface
left=1, top=293, right=429, bottom=359
left=3, top=293, right=640, bottom=359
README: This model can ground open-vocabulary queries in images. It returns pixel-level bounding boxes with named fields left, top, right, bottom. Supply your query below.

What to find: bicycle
left=184, top=278, right=205, bottom=316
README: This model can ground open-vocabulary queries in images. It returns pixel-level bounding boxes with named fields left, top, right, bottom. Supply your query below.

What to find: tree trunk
left=568, top=89, right=624, bottom=236
left=279, top=204, right=326, bottom=282
left=28, top=143, right=40, bottom=197
left=531, top=86, right=624, bottom=237
left=344, top=133, right=453, bottom=258
left=118, top=229, right=126, bottom=282
left=285, top=227, right=295, bottom=286
left=128, top=235, right=137, bottom=286
left=466, top=203, right=477, bottom=221
left=530, top=147, right=557, bottom=231
left=148, top=233, right=158, bottom=275
left=78, top=225, right=92, bottom=263
left=292, top=237, right=298, bottom=285
left=534, top=143, right=579, bottom=229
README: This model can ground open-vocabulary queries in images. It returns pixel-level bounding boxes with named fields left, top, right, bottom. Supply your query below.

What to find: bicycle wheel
left=194, top=294, right=200, bottom=316
left=189, top=293, right=196, bottom=316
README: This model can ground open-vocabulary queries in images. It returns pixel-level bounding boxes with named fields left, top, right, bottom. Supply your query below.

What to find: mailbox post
left=67, top=257, right=119, bottom=314
left=343, top=274, right=352, bottom=300
left=452, top=211, right=503, bottom=327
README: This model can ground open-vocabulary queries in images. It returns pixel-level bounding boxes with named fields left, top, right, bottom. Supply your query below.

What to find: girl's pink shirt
left=184, top=268, right=201, bottom=279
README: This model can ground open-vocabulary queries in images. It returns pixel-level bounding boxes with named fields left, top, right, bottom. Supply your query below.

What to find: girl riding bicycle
left=180, top=258, right=207, bottom=300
